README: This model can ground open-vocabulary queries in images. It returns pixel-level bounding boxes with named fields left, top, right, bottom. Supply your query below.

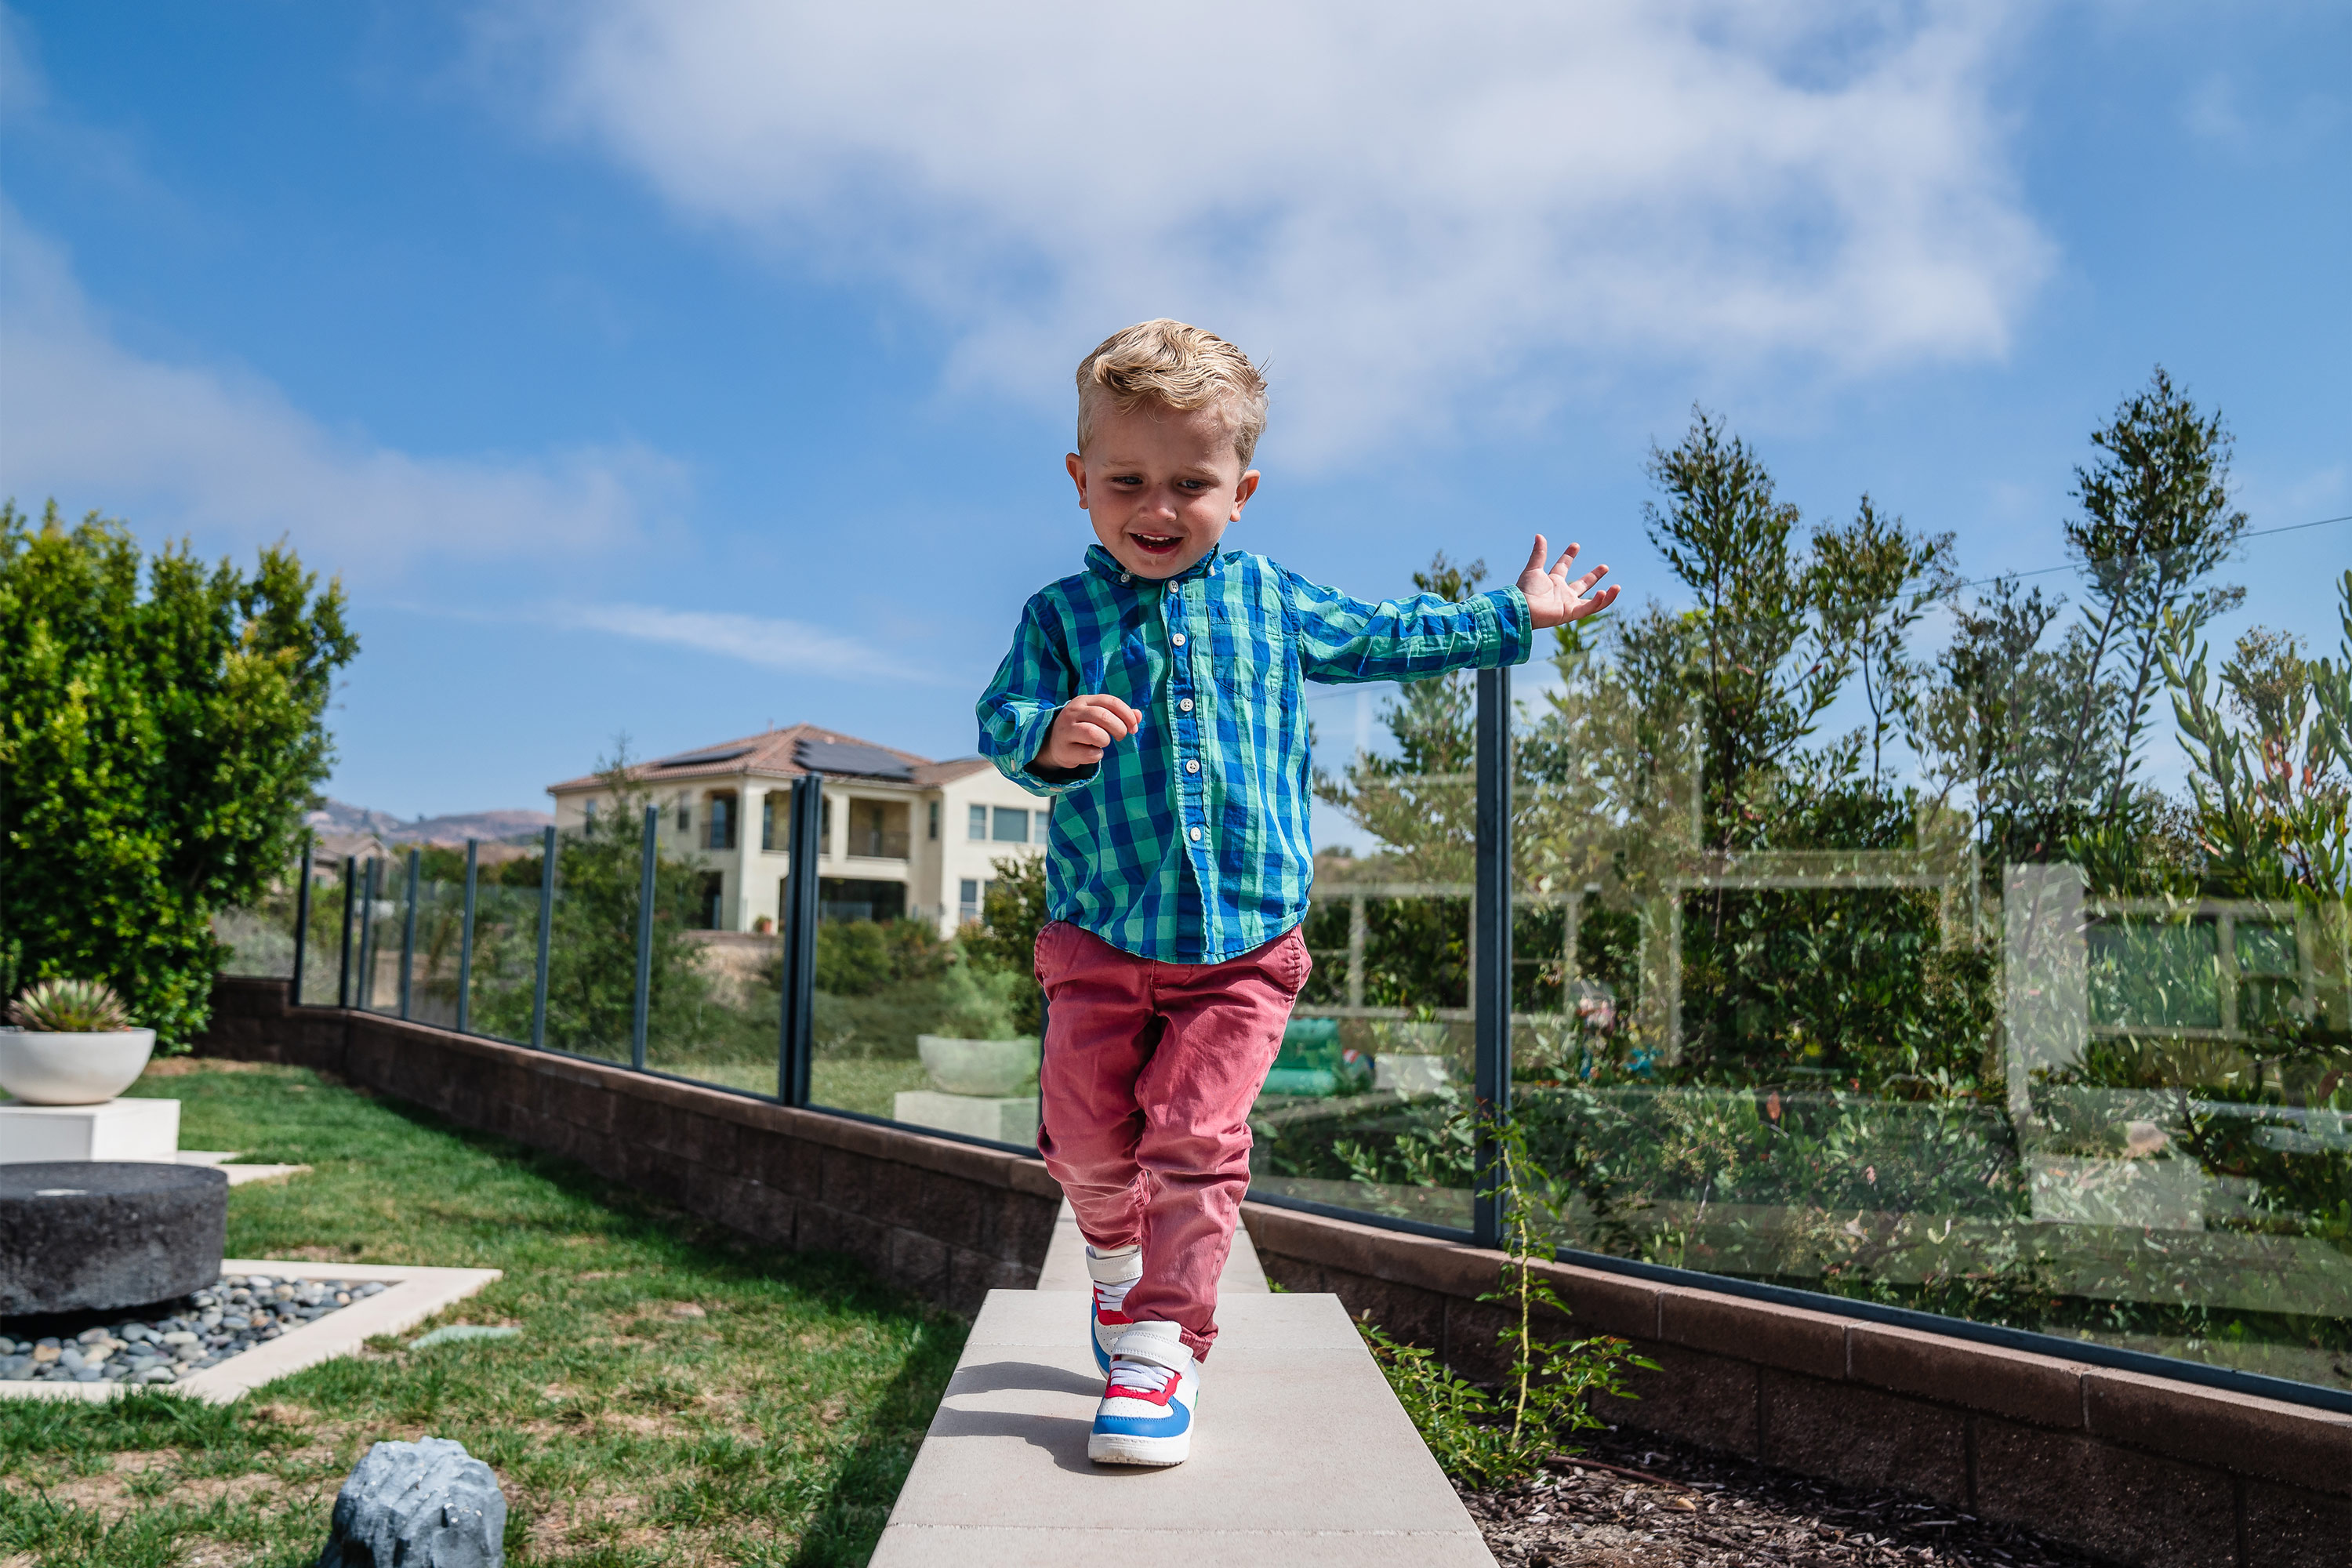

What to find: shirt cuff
left=1483, top=587, right=1535, bottom=666
left=1009, top=706, right=1098, bottom=797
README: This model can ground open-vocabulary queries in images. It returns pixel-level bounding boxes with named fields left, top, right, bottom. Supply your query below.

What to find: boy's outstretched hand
left=1518, top=535, right=1619, bottom=630
left=1034, top=693, right=1144, bottom=775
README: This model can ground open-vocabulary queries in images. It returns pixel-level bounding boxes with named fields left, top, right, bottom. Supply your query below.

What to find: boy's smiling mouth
left=1130, top=532, right=1185, bottom=557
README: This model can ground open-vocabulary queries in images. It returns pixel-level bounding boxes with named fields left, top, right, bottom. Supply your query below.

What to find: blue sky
left=2, top=2, right=2346, bottom=821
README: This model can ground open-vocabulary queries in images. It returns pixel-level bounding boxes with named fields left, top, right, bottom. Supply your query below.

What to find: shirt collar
left=1084, top=543, right=1225, bottom=588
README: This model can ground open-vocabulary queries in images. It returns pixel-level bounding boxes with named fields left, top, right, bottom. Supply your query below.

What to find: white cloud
left=483, top=0, right=2054, bottom=459
left=535, top=601, right=941, bottom=684
left=0, top=204, right=682, bottom=575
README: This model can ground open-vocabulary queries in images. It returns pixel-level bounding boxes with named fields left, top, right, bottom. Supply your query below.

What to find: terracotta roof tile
left=546, top=724, right=944, bottom=794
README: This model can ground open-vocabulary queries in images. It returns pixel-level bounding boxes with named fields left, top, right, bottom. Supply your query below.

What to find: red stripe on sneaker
left=1102, top=1371, right=1181, bottom=1408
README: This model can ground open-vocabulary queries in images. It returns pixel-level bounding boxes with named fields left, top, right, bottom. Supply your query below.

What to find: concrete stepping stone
left=873, top=1207, right=1494, bottom=1566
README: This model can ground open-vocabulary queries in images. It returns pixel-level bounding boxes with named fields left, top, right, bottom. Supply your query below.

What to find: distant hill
left=305, top=798, right=553, bottom=855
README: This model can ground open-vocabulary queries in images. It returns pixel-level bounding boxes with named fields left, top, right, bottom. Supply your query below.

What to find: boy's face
left=1066, top=401, right=1260, bottom=579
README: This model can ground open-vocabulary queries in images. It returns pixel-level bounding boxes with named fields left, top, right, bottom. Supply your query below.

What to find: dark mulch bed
left=1461, top=1425, right=2114, bottom=1566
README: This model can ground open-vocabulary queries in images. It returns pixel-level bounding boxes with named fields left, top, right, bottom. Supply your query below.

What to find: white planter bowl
left=917, top=1034, right=1040, bottom=1098
left=0, top=1028, right=158, bottom=1105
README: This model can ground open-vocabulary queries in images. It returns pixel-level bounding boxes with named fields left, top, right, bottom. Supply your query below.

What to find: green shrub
left=0, top=504, right=356, bottom=1047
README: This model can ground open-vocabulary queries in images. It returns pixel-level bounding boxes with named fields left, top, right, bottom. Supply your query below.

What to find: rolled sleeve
left=978, top=600, right=1098, bottom=797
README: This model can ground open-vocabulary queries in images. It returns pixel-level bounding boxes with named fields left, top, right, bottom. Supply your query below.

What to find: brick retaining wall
left=1240, top=1203, right=2352, bottom=1568
left=198, top=977, right=2350, bottom=1567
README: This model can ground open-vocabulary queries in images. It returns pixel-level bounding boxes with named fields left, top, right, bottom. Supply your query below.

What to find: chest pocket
left=1209, top=584, right=1291, bottom=693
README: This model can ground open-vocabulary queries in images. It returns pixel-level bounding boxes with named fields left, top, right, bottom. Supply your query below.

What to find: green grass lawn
left=0, top=1060, right=967, bottom=1568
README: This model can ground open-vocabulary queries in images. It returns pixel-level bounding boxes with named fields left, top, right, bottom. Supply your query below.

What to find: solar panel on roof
left=653, top=745, right=756, bottom=768
left=795, top=737, right=915, bottom=780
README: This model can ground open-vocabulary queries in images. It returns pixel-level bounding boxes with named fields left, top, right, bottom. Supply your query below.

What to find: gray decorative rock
left=0, top=1162, right=227, bottom=1315
left=317, top=1436, right=506, bottom=1568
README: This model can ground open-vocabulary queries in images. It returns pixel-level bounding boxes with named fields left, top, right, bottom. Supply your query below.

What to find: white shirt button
left=1185, top=760, right=1200, bottom=774
left=1189, top=826, right=1202, bottom=841
left=1172, top=633, right=1186, bottom=647
left=1120, top=572, right=1131, bottom=583
left=1179, top=698, right=1193, bottom=712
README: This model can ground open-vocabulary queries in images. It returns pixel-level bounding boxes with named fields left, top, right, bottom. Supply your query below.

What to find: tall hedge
left=0, top=503, right=357, bottom=1046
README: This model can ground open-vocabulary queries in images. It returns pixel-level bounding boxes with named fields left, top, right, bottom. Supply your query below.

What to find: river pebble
left=0, top=1276, right=387, bottom=1386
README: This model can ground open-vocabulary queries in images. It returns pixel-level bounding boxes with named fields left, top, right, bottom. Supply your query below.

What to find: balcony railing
left=845, top=828, right=910, bottom=860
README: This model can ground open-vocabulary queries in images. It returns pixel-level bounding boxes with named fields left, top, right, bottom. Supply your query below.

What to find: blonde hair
left=1075, top=319, right=1269, bottom=467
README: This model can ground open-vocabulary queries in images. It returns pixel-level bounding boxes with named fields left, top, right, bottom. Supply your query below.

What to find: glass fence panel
left=461, top=839, right=549, bottom=1045
left=641, top=811, right=784, bottom=1095
left=1479, top=537, right=2352, bottom=1397
left=401, top=856, right=466, bottom=1029
left=1248, top=678, right=1481, bottom=1228
left=535, top=824, right=632, bottom=1064
left=350, top=856, right=405, bottom=1015
left=808, top=775, right=1042, bottom=1143
left=211, top=848, right=347, bottom=996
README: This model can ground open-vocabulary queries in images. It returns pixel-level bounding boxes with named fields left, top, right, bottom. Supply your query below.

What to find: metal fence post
left=291, top=833, right=314, bottom=1007
left=398, top=848, right=421, bottom=1021
left=531, top=826, right=556, bottom=1050
left=778, top=774, right=823, bottom=1105
left=456, top=839, right=479, bottom=1036
left=631, top=805, right=659, bottom=1071
left=1473, top=665, right=1513, bottom=1251
left=337, top=855, right=358, bottom=1007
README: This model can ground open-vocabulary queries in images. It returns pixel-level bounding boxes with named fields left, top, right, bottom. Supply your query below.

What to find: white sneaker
left=1087, top=1320, right=1198, bottom=1468
left=1085, top=1242, right=1141, bottom=1374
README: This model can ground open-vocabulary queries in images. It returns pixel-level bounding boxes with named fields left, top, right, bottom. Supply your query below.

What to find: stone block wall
left=194, top=978, right=1059, bottom=1312
left=1240, top=1202, right=2352, bottom=1568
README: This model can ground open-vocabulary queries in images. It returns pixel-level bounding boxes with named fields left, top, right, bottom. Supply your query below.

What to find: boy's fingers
left=1550, top=542, right=1581, bottom=578
left=1073, top=693, right=1140, bottom=736
left=1567, top=586, right=1621, bottom=619
left=1524, top=535, right=1549, bottom=576
left=1571, top=563, right=1611, bottom=593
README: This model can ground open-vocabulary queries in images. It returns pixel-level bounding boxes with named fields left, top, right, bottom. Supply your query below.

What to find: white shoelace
left=1094, top=1276, right=1137, bottom=1314
left=1107, top=1357, right=1176, bottom=1397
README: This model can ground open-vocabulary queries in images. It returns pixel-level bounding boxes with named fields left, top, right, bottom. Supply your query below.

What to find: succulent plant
left=8, top=977, right=136, bottom=1033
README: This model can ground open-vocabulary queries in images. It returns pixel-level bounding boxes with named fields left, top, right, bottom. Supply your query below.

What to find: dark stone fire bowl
left=0, top=1161, right=228, bottom=1316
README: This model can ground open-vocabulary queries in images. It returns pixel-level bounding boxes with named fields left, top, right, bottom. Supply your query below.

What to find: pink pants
left=1033, top=920, right=1312, bottom=1359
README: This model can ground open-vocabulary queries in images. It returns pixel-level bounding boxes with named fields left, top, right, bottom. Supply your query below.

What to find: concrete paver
left=872, top=1287, right=1494, bottom=1566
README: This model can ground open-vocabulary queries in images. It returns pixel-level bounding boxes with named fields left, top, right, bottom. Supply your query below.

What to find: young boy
left=976, top=319, right=1617, bottom=1468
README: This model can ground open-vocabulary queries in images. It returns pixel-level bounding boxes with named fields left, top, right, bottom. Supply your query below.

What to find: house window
left=696, top=871, right=724, bottom=930
left=677, top=797, right=691, bottom=833
left=959, top=878, right=981, bottom=925
left=822, top=799, right=833, bottom=847
left=818, top=877, right=906, bottom=924
left=968, top=804, right=988, bottom=840
left=761, top=793, right=778, bottom=851
left=992, top=807, right=1029, bottom=844
left=928, top=800, right=940, bottom=840
left=583, top=798, right=597, bottom=830
left=706, top=792, right=737, bottom=851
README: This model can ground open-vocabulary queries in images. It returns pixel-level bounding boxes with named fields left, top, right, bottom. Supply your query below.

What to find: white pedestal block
left=0, top=1097, right=181, bottom=1163
left=892, top=1090, right=1039, bottom=1149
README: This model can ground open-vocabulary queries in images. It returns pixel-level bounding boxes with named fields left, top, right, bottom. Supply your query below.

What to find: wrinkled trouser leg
left=1034, top=920, right=1310, bottom=1360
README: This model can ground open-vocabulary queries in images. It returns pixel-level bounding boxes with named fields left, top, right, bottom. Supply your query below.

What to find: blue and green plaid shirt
left=977, top=544, right=1532, bottom=963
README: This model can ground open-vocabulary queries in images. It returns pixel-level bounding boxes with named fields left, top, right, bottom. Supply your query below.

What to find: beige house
left=546, top=724, right=1047, bottom=936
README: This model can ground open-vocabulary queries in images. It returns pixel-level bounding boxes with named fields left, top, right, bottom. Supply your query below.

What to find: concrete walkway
left=870, top=1203, right=1496, bottom=1566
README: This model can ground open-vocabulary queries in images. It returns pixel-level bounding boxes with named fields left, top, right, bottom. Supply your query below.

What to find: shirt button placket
left=1173, top=589, right=1205, bottom=858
